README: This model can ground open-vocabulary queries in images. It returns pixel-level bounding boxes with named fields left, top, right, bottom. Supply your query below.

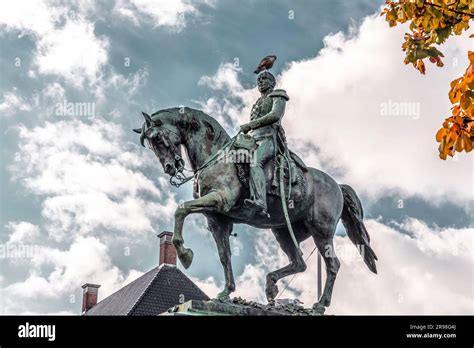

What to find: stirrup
left=244, top=199, right=270, bottom=218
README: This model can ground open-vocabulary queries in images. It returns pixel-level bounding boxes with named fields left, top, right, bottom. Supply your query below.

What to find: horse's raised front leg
left=206, top=214, right=235, bottom=302
left=173, top=191, right=222, bottom=269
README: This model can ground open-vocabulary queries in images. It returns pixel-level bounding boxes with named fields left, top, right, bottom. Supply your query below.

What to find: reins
left=169, top=131, right=242, bottom=188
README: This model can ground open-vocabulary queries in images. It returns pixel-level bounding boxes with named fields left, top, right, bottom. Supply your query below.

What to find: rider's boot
left=245, top=165, right=269, bottom=217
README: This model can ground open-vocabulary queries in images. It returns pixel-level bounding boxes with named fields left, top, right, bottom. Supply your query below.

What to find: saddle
left=233, top=133, right=308, bottom=203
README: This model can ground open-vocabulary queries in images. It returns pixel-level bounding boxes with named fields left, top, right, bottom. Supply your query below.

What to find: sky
left=0, top=0, right=472, bottom=315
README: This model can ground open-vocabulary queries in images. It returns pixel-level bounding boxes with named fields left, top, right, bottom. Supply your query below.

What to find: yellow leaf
left=449, top=131, right=458, bottom=143
left=450, top=77, right=462, bottom=89
left=464, top=133, right=473, bottom=152
left=436, top=128, right=447, bottom=142
left=416, top=59, right=426, bottom=74
left=449, top=90, right=461, bottom=104
left=455, top=135, right=464, bottom=152
left=452, top=105, right=461, bottom=116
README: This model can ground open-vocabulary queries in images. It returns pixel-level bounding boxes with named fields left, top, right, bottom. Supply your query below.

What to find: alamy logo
left=55, top=100, right=95, bottom=118
left=18, top=322, right=56, bottom=341
left=216, top=147, right=257, bottom=167
left=380, top=99, right=420, bottom=119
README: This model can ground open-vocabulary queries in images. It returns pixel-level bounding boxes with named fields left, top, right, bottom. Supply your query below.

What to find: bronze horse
left=134, top=107, right=377, bottom=313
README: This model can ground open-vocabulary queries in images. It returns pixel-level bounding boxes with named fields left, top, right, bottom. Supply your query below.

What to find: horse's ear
left=133, top=128, right=142, bottom=134
left=141, top=112, right=152, bottom=126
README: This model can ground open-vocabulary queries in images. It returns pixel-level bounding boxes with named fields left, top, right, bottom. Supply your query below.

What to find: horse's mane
left=151, top=107, right=231, bottom=143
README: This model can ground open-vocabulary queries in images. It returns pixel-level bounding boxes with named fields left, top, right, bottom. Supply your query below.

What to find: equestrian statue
left=133, top=56, right=378, bottom=314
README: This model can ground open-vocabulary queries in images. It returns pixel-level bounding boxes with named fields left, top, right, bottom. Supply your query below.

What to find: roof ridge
left=174, top=267, right=210, bottom=296
left=126, top=264, right=167, bottom=315
left=86, top=266, right=156, bottom=312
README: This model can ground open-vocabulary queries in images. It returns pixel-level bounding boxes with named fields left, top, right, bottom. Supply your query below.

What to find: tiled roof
left=84, top=264, right=209, bottom=316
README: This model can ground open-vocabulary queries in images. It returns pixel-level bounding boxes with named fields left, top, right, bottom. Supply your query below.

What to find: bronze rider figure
left=240, top=71, right=290, bottom=216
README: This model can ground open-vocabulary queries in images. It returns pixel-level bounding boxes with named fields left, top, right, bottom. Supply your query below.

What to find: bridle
left=144, top=125, right=191, bottom=187
left=155, top=126, right=241, bottom=188
left=136, top=112, right=240, bottom=188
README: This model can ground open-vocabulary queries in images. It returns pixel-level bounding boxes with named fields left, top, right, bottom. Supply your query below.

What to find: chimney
left=158, top=231, right=177, bottom=266
left=81, top=283, right=100, bottom=313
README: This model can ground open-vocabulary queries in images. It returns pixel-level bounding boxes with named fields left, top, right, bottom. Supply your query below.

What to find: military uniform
left=245, top=89, right=290, bottom=214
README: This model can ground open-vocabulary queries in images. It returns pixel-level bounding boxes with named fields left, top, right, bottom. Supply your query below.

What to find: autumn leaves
left=436, top=51, right=474, bottom=159
left=382, top=0, right=473, bottom=159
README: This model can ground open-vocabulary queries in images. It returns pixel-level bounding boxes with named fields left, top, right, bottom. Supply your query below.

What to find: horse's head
left=133, top=111, right=184, bottom=176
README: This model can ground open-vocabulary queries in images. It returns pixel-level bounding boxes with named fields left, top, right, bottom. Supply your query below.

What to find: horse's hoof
left=266, top=299, right=276, bottom=307
left=312, top=302, right=326, bottom=315
left=215, top=290, right=231, bottom=302
left=265, top=282, right=279, bottom=301
left=179, top=248, right=194, bottom=269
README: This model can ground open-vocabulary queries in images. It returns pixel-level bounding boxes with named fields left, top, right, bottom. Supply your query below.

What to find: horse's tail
left=339, top=184, right=378, bottom=274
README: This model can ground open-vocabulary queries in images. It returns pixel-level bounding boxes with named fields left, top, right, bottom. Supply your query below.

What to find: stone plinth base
left=162, top=297, right=324, bottom=316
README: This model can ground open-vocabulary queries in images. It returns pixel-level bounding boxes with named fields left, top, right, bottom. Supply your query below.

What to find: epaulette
left=268, top=89, right=289, bottom=101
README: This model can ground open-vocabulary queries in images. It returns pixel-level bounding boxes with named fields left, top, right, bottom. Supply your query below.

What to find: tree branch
left=425, top=1, right=474, bottom=18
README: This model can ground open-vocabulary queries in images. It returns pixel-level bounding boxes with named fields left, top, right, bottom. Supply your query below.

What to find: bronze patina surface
left=133, top=61, right=377, bottom=314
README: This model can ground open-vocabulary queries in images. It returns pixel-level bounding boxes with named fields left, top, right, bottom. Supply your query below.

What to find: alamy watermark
left=18, top=322, right=55, bottom=341
left=55, top=100, right=96, bottom=118
left=216, top=147, right=257, bottom=166
left=380, top=99, right=420, bottom=120
left=324, top=243, right=366, bottom=261
left=0, top=243, right=39, bottom=259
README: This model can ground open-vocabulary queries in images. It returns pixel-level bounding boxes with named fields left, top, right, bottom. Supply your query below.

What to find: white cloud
left=197, top=63, right=258, bottom=130
left=1, top=236, right=143, bottom=314
left=5, top=222, right=41, bottom=244
left=94, top=68, right=149, bottom=102
left=197, top=16, right=474, bottom=207
left=190, top=275, right=221, bottom=297
left=0, top=89, right=33, bottom=116
left=329, top=219, right=473, bottom=314
left=10, top=118, right=176, bottom=241
left=3, top=111, right=178, bottom=313
left=114, top=3, right=140, bottom=27
left=199, top=63, right=244, bottom=92
left=42, top=82, right=66, bottom=101
left=34, top=18, right=108, bottom=87
left=195, top=219, right=473, bottom=314
left=114, top=0, right=214, bottom=30
left=0, top=1, right=108, bottom=87
left=0, top=1, right=151, bottom=99
left=280, top=17, right=473, bottom=206
left=0, top=0, right=60, bottom=36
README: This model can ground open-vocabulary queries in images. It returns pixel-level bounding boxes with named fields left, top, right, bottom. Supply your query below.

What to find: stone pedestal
left=161, top=297, right=324, bottom=316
